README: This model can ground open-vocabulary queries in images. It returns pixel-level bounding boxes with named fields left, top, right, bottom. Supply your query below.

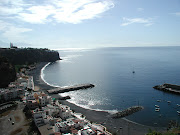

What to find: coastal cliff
left=0, top=47, right=61, bottom=88
left=0, top=48, right=60, bottom=65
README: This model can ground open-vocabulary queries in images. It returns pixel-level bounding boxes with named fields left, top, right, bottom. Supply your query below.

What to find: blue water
left=42, top=47, right=180, bottom=127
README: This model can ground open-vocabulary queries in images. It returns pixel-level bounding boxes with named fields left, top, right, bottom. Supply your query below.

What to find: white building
left=81, top=128, right=96, bottom=135
left=39, top=95, right=47, bottom=107
left=38, top=94, right=51, bottom=107
left=58, top=105, right=72, bottom=120
left=0, top=88, right=25, bottom=101
left=46, top=104, right=59, bottom=116
left=55, top=119, right=75, bottom=133
left=27, top=76, right=34, bottom=90
left=72, top=119, right=86, bottom=129
left=55, top=100, right=72, bottom=120
left=32, top=108, right=47, bottom=127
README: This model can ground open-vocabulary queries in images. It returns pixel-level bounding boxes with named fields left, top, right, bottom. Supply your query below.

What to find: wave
left=40, top=62, right=60, bottom=88
left=66, top=98, right=118, bottom=114
left=60, top=93, right=118, bottom=114
left=40, top=62, right=118, bottom=114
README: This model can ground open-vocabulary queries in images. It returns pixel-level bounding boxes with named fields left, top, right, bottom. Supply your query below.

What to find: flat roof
left=38, top=124, right=54, bottom=135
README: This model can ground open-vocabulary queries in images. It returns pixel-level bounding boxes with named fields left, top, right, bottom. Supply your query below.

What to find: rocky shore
left=112, top=106, right=144, bottom=119
left=153, top=83, right=180, bottom=95
left=29, top=62, right=166, bottom=135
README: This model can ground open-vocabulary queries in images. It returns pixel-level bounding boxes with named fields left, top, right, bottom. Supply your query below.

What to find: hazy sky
left=0, top=0, right=180, bottom=49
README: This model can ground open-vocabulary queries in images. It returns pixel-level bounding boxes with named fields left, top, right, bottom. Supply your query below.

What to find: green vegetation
left=27, top=121, right=41, bottom=135
left=0, top=48, right=60, bottom=65
left=23, top=106, right=40, bottom=135
left=0, top=55, right=16, bottom=88
left=0, top=47, right=60, bottom=88
left=15, top=65, right=24, bottom=73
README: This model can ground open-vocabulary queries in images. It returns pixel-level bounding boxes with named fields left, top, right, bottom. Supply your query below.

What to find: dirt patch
left=34, top=86, right=40, bottom=91
left=14, top=116, right=21, bottom=122
left=0, top=109, right=11, bottom=117
left=23, top=123, right=30, bottom=126
left=10, top=128, right=23, bottom=135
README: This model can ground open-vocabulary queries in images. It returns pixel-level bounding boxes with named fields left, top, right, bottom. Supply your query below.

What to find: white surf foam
left=59, top=93, right=118, bottom=114
left=61, top=55, right=82, bottom=63
left=41, top=62, right=60, bottom=88
left=41, top=63, right=118, bottom=114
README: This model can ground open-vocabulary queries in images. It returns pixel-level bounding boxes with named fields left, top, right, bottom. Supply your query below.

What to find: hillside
left=0, top=48, right=60, bottom=65
left=0, top=56, right=16, bottom=88
left=0, top=47, right=61, bottom=88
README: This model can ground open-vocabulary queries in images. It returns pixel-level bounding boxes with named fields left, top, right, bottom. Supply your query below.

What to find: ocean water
left=42, top=47, right=180, bottom=127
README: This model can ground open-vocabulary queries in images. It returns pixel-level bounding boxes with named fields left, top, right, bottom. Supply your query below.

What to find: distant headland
left=0, top=42, right=61, bottom=88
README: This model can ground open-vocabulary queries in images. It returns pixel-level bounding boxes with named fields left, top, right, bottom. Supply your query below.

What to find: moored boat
left=155, top=108, right=160, bottom=112
left=155, top=105, right=159, bottom=108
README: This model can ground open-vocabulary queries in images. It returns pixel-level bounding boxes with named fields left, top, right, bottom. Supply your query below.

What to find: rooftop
left=38, top=124, right=54, bottom=135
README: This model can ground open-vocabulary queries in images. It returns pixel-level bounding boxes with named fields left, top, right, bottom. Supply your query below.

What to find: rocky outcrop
left=112, top=106, right=144, bottom=118
left=153, top=84, right=180, bottom=94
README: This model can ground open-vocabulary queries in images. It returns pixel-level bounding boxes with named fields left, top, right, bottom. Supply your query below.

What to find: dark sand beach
left=29, top=62, right=166, bottom=135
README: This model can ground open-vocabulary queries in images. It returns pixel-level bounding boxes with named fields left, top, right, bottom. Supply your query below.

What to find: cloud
left=0, top=0, right=114, bottom=24
left=52, top=0, right=114, bottom=24
left=171, top=12, right=180, bottom=16
left=0, top=20, right=32, bottom=41
left=0, top=0, right=27, bottom=15
left=137, top=8, right=144, bottom=12
left=18, top=5, right=56, bottom=24
left=121, top=17, right=153, bottom=26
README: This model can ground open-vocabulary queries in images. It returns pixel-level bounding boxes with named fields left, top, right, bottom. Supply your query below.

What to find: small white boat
left=177, top=111, right=180, bottom=115
left=157, top=100, right=161, bottom=102
left=155, top=105, right=160, bottom=108
left=167, top=101, right=171, bottom=103
left=155, top=108, right=160, bottom=112
left=177, top=104, right=180, bottom=107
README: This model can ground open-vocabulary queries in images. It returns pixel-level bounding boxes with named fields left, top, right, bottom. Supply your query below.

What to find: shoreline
left=29, top=62, right=166, bottom=135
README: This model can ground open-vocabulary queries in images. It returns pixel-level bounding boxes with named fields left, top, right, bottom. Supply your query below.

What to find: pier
left=47, top=84, right=95, bottom=94
left=153, top=83, right=180, bottom=95
left=111, top=106, right=144, bottom=118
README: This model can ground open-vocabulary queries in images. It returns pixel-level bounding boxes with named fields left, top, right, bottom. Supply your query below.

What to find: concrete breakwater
left=47, top=84, right=95, bottom=94
left=153, top=83, right=180, bottom=94
left=112, top=106, right=144, bottom=118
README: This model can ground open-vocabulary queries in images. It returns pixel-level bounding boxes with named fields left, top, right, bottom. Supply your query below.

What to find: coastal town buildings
left=0, top=67, right=34, bottom=103
left=0, top=87, right=25, bottom=101
left=39, top=93, right=51, bottom=107
left=33, top=108, right=46, bottom=127
left=24, top=90, right=111, bottom=135
left=59, top=105, right=72, bottom=120
left=0, top=64, right=111, bottom=135
left=55, top=119, right=75, bottom=133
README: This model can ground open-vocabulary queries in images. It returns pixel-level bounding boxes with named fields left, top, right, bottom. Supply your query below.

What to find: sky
left=0, top=0, right=180, bottom=49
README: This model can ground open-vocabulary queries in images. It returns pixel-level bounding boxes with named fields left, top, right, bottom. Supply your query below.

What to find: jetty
left=47, top=83, right=95, bottom=94
left=153, top=83, right=180, bottom=95
left=111, top=106, right=144, bottom=118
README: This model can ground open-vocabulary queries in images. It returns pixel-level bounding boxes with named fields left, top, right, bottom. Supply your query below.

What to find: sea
left=41, top=46, right=180, bottom=127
